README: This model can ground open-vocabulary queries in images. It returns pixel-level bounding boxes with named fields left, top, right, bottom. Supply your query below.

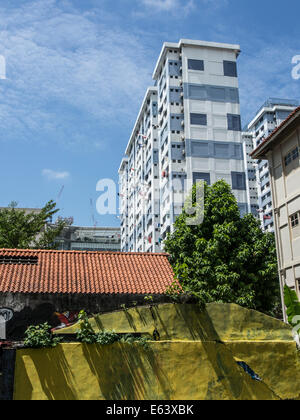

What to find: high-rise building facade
left=241, top=131, right=260, bottom=220
left=119, top=39, right=248, bottom=252
left=244, top=99, right=299, bottom=232
left=55, top=226, right=121, bottom=252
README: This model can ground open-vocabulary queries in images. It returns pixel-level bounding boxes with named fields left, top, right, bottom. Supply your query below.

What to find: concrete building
left=252, top=106, right=300, bottom=320
left=242, top=131, right=259, bottom=220
left=245, top=99, right=299, bottom=232
left=119, top=39, right=248, bottom=252
left=55, top=225, right=121, bottom=252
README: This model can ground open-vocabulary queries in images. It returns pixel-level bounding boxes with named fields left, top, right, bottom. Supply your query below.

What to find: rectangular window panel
left=233, top=144, right=243, bottom=159
left=227, top=114, right=241, bottom=131
left=284, top=147, right=299, bottom=167
left=190, top=113, right=207, bottom=126
left=214, top=143, right=229, bottom=158
left=229, top=88, right=240, bottom=103
left=191, top=142, right=209, bottom=157
left=291, top=212, right=299, bottom=228
left=188, top=59, right=204, bottom=71
left=193, top=172, right=210, bottom=185
left=231, top=172, right=246, bottom=190
left=188, top=85, right=207, bottom=100
left=223, top=61, right=237, bottom=77
left=238, top=203, right=248, bottom=217
left=210, top=87, right=226, bottom=101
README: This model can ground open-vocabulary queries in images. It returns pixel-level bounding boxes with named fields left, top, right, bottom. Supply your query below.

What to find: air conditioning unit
left=181, top=120, right=185, bottom=127
left=181, top=135, right=185, bottom=141
left=182, top=150, right=186, bottom=155
left=180, top=92, right=184, bottom=98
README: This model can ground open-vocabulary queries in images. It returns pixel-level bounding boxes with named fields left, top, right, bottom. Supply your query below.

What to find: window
left=223, top=61, right=237, bottom=77
left=191, top=142, right=209, bottom=157
left=290, top=212, right=300, bottom=239
left=231, top=172, right=246, bottom=190
left=190, top=113, right=207, bottom=126
left=227, top=114, right=241, bottom=131
left=290, top=212, right=299, bottom=228
left=193, top=172, right=210, bottom=185
left=214, top=143, right=229, bottom=158
left=284, top=147, right=299, bottom=167
left=188, top=59, right=204, bottom=71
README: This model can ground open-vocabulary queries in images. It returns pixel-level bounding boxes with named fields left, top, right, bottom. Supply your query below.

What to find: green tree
left=0, top=200, right=67, bottom=249
left=164, top=180, right=281, bottom=316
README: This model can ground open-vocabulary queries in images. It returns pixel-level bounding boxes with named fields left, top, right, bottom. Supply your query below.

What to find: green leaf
left=284, top=285, right=300, bottom=325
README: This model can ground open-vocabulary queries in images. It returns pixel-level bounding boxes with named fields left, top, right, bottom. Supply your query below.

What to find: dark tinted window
left=227, top=114, right=241, bottom=131
left=188, top=59, right=204, bottom=71
left=231, top=172, right=246, bottom=190
left=224, top=61, right=237, bottom=77
left=193, top=172, right=210, bottom=185
left=190, top=113, right=207, bottom=125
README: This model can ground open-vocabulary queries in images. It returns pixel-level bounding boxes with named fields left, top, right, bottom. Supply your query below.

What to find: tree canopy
left=164, top=180, right=281, bottom=316
left=0, top=200, right=67, bottom=249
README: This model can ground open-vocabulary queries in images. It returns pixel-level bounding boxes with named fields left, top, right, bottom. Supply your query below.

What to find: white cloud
left=0, top=0, right=154, bottom=147
left=42, top=169, right=70, bottom=180
left=141, top=0, right=180, bottom=10
left=139, top=0, right=229, bottom=15
left=140, top=0, right=195, bottom=15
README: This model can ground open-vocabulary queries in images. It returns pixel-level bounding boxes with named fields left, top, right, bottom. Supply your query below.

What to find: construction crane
left=90, top=198, right=98, bottom=228
left=57, top=185, right=64, bottom=202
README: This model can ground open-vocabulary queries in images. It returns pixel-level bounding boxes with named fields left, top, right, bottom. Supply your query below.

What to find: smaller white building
left=252, top=106, right=300, bottom=320
left=242, top=131, right=259, bottom=219
left=55, top=226, right=121, bottom=252
left=246, top=99, right=299, bottom=232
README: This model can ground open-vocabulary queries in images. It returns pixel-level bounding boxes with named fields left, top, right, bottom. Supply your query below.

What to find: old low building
left=251, top=106, right=300, bottom=321
left=0, top=249, right=176, bottom=339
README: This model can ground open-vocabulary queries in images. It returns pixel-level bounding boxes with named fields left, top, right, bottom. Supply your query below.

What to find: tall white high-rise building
left=244, top=99, right=299, bottom=232
left=242, top=131, right=260, bottom=220
left=119, top=39, right=248, bottom=252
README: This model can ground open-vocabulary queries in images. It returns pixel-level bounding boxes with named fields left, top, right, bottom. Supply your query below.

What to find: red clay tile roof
left=251, top=106, right=300, bottom=158
left=0, top=249, right=176, bottom=295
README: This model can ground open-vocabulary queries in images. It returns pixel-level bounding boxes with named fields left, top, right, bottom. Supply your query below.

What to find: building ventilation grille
left=0, top=255, right=38, bottom=265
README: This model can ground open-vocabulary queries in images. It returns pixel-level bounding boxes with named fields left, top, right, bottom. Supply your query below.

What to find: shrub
left=96, top=331, right=120, bottom=345
left=76, top=310, right=97, bottom=344
left=120, top=334, right=151, bottom=349
left=24, top=323, right=62, bottom=348
left=75, top=310, right=151, bottom=348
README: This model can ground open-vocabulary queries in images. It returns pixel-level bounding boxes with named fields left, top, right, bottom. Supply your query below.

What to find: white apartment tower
left=245, top=99, right=299, bottom=232
left=242, top=131, right=259, bottom=220
left=119, top=39, right=248, bottom=252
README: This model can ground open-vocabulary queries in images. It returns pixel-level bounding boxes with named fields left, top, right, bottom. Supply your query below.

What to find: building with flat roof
left=55, top=225, right=121, bottom=252
left=119, top=39, right=248, bottom=252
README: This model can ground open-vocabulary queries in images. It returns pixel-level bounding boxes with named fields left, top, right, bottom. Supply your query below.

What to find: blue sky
left=0, top=0, right=299, bottom=227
